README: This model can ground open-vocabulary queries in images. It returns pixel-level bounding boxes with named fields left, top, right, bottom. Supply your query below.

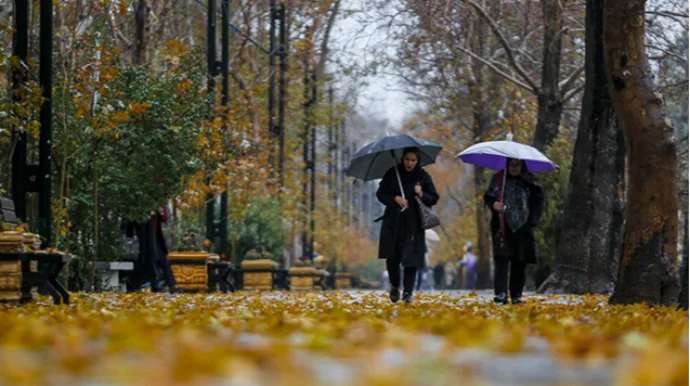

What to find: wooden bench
left=0, top=197, right=70, bottom=305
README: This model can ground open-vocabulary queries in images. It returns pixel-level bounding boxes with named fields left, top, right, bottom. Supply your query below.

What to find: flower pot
left=169, top=251, right=210, bottom=292
left=0, top=232, right=23, bottom=254
left=289, top=267, right=316, bottom=291
left=242, top=259, right=278, bottom=290
left=336, top=272, right=352, bottom=289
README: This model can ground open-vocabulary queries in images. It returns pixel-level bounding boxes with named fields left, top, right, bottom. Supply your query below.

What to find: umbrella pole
left=391, top=150, right=406, bottom=212
left=499, top=166, right=508, bottom=237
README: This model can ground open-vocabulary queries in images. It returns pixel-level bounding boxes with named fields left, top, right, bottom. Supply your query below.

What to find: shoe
left=511, top=297, right=523, bottom=304
left=493, top=292, right=508, bottom=305
left=389, top=287, right=400, bottom=303
left=402, top=291, right=414, bottom=303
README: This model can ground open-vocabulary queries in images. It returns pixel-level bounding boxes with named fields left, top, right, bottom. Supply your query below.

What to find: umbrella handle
left=392, top=150, right=407, bottom=212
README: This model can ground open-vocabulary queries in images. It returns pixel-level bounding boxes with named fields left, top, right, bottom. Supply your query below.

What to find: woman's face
left=508, top=159, right=523, bottom=176
left=403, top=152, right=418, bottom=172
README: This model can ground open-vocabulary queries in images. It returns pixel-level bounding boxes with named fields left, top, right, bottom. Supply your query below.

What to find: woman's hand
left=493, top=201, right=505, bottom=212
left=394, top=196, right=408, bottom=209
left=414, top=183, right=423, bottom=197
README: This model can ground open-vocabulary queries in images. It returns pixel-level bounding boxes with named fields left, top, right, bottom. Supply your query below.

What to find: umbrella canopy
left=346, top=134, right=443, bottom=181
left=456, top=136, right=556, bottom=172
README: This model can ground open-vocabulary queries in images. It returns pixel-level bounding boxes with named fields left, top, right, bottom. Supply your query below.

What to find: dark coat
left=376, top=164, right=439, bottom=267
left=483, top=171, right=544, bottom=264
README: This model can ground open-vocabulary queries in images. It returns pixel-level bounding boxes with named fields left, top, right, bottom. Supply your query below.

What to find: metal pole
left=309, top=70, right=317, bottom=259
left=205, top=0, right=217, bottom=243
left=38, top=0, right=53, bottom=244
left=218, top=0, right=230, bottom=258
left=268, top=0, right=277, bottom=139
left=11, top=0, right=28, bottom=222
left=301, top=55, right=310, bottom=259
left=327, top=87, right=334, bottom=199
left=277, top=3, right=287, bottom=187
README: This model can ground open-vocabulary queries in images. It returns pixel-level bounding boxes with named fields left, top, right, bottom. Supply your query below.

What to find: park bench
left=0, top=197, right=70, bottom=305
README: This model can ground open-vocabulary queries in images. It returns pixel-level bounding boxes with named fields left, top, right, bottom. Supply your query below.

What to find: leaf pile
left=0, top=292, right=686, bottom=386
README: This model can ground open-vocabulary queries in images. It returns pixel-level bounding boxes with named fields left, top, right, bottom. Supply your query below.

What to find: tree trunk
left=678, top=249, right=690, bottom=310
left=538, top=0, right=625, bottom=295
left=468, top=15, right=493, bottom=289
left=604, top=0, right=680, bottom=306
left=133, top=0, right=150, bottom=66
left=533, top=0, right=565, bottom=152
left=679, top=212, right=688, bottom=310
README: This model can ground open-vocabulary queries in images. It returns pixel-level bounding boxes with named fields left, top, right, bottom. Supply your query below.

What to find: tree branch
left=562, top=83, right=585, bottom=103
left=466, top=0, right=540, bottom=92
left=559, top=65, right=585, bottom=93
left=455, top=45, right=535, bottom=93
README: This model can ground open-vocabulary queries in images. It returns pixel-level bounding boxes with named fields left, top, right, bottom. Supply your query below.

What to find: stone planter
left=241, top=259, right=278, bottom=290
left=289, top=267, right=317, bottom=291
left=335, top=272, right=352, bottom=289
left=168, top=251, right=209, bottom=292
left=0, top=232, right=23, bottom=301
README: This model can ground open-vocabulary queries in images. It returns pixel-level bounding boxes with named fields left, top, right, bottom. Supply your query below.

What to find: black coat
left=483, top=171, right=544, bottom=264
left=376, top=164, right=439, bottom=267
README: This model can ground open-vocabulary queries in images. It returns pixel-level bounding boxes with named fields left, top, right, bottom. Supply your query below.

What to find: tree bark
left=678, top=252, right=690, bottom=310
left=533, top=0, right=565, bottom=152
left=133, top=0, right=150, bottom=66
left=468, top=15, right=493, bottom=289
left=538, top=0, right=625, bottom=295
left=679, top=212, right=688, bottom=310
left=604, top=0, right=680, bottom=306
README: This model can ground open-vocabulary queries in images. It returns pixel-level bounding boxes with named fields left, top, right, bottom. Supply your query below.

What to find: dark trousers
left=387, top=247, right=417, bottom=292
left=151, top=239, right=176, bottom=291
left=494, top=256, right=526, bottom=299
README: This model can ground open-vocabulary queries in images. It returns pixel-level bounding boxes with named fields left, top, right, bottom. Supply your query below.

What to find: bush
left=230, top=197, right=287, bottom=263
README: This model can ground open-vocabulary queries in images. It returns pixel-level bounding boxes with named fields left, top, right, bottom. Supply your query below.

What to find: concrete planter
left=242, top=259, right=278, bottom=290
left=169, top=251, right=210, bottom=292
left=335, top=272, right=352, bottom=289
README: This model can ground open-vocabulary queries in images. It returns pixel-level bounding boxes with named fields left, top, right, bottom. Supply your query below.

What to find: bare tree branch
left=562, top=83, right=585, bottom=103
left=559, top=65, right=585, bottom=93
left=466, top=0, right=540, bottom=92
left=455, top=45, right=535, bottom=93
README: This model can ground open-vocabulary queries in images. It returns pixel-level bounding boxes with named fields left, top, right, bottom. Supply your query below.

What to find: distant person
left=459, top=242, right=478, bottom=290
left=433, top=262, right=445, bottom=289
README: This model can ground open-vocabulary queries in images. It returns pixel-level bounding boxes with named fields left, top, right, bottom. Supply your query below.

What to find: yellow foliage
left=0, top=293, right=685, bottom=385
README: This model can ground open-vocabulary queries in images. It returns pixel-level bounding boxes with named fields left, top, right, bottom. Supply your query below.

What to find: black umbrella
left=346, top=134, right=442, bottom=201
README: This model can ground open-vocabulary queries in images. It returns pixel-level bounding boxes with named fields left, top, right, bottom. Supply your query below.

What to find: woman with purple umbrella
left=457, top=133, right=553, bottom=304
left=484, top=158, right=544, bottom=305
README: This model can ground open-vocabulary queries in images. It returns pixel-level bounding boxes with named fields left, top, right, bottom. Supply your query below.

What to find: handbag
left=415, top=196, right=441, bottom=230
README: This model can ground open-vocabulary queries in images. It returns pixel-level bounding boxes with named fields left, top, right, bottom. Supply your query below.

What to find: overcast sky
left=329, top=0, right=418, bottom=131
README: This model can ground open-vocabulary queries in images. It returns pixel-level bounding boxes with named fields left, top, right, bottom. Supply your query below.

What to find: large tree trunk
left=604, top=0, right=680, bottom=306
left=678, top=249, right=690, bottom=310
left=532, top=0, right=565, bottom=152
left=468, top=14, right=493, bottom=289
left=538, top=0, right=625, bottom=295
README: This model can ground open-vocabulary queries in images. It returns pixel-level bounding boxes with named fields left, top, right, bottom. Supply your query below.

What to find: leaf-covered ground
left=0, top=291, right=686, bottom=386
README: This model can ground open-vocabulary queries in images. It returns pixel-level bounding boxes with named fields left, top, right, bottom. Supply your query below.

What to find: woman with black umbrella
left=376, top=147, right=440, bottom=303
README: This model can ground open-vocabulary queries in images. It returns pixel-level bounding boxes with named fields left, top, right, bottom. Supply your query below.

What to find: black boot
left=389, top=287, right=400, bottom=303
left=402, top=291, right=414, bottom=304
left=511, top=296, right=523, bottom=304
left=493, top=292, right=508, bottom=305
